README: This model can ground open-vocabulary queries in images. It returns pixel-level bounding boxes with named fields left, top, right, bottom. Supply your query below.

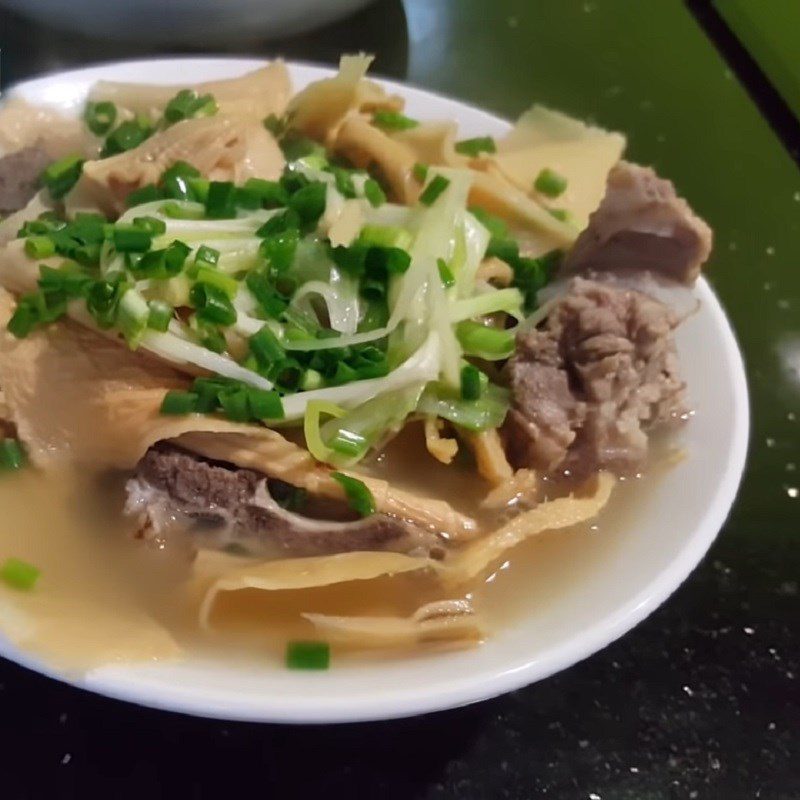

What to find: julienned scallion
left=11, top=134, right=559, bottom=468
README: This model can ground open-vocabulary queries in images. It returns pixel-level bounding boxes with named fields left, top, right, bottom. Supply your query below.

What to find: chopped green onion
left=246, top=388, right=284, bottom=420
left=363, top=178, right=386, bottom=207
left=469, top=206, right=508, bottom=239
left=218, top=388, right=250, bottom=422
left=285, top=640, right=330, bottom=670
left=437, top=257, right=455, bottom=288
left=102, top=118, right=152, bottom=157
left=244, top=177, right=288, bottom=208
left=359, top=277, right=386, bottom=302
left=454, top=136, right=496, bottom=157
left=249, top=325, right=284, bottom=369
left=328, top=429, right=368, bottom=458
left=163, top=89, right=218, bottom=125
left=486, top=236, right=519, bottom=263
left=288, top=181, right=327, bottom=227
left=269, top=358, right=304, bottom=393
left=419, top=175, right=450, bottom=206
left=331, top=472, right=376, bottom=517
left=205, top=181, right=236, bottom=219
left=263, top=113, right=288, bottom=138
left=358, top=224, right=411, bottom=251
left=0, top=439, right=27, bottom=471
left=534, top=168, right=568, bottom=198
left=41, top=155, right=84, bottom=200
left=372, top=110, right=418, bottom=131
left=86, top=277, right=129, bottom=329
left=117, top=289, right=150, bottom=346
left=160, top=390, right=199, bottom=415
left=301, top=369, right=324, bottom=391
left=113, top=224, right=152, bottom=253
left=512, top=250, right=561, bottom=310
left=455, top=320, right=515, bottom=359
left=365, top=246, right=411, bottom=276
left=460, top=364, right=483, bottom=400
left=24, top=235, right=55, bottom=259
left=194, top=265, right=238, bottom=298
left=162, top=201, right=205, bottom=220
left=412, top=162, right=429, bottom=182
left=190, top=283, right=237, bottom=326
left=245, top=270, right=289, bottom=319
left=147, top=299, right=173, bottom=332
left=235, top=186, right=262, bottom=210
left=193, top=245, right=220, bottom=272
left=132, top=216, right=167, bottom=236
left=126, top=184, right=163, bottom=208
left=260, top=228, right=299, bottom=273
left=131, top=240, right=190, bottom=279
left=7, top=297, right=40, bottom=338
left=0, top=557, right=39, bottom=590
left=328, top=166, right=356, bottom=198
left=257, top=209, right=300, bottom=237
left=548, top=208, right=572, bottom=223
left=83, top=101, right=117, bottom=136
left=187, top=177, right=210, bottom=202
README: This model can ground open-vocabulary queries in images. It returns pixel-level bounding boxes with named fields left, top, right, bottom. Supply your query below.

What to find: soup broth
left=0, top=428, right=674, bottom=671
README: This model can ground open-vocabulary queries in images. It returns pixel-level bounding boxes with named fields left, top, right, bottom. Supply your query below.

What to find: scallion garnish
left=412, top=162, right=429, bottom=182
left=113, top=224, right=152, bottom=253
left=193, top=244, right=220, bottom=272
left=0, top=439, right=27, bottom=471
left=363, top=178, right=386, bottom=207
left=160, top=390, right=199, bottom=415
left=194, top=265, right=238, bottom=298
left=287, top=181, right=327, bottom=227
left=372, top=110, right=419, bottom=131
left=548, top=208, right=571, bottom=223
left=455, top=320, right=515, bottom=359
left=147, top=299, right=173, bottom=332
left=190, top=283, right=237, bottom=326
left=285, top=640, right=330, bottom=670
left=331, top=472, right=376, bottom=517
left=24, top=235, right=55, bottom=259
left=102, top=118, right=152, bottom=157
left=260, top=229, right=299, bottom=273
left=419, top=175, right=450, bottom=206
left=205, top=181, right=237, bottom=219
left=132, top=216, right=167, bottom=237
left=534, top=167, right=568, bottom=198
left=249, top=326, right=284, bottom=369
left=460, top=364, right=483, bottom=400
left=0, top=557, right=40, bottom=590
left=41, top=155, right=84, bottom=200
left=454, top=136, right=496, bottom=157
left=437, top=257, right=455, bottom=288
left=263, top=113, right=288, bottom=138
left=126, top=184, right=163, bottom=208
left=83, top=101, right=117, bottom=136
left=163, top=89, right=218, bottom=125
left=244, top=177, right=288, bottom=209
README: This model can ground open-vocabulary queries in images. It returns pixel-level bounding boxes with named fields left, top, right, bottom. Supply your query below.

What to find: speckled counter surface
left=0, top=2, right=798, bottom=798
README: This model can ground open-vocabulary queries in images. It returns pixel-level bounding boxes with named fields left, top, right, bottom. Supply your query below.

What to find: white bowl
left=0, top=0, right=376, bottom=43
left=2, top=59, right=749, bottom=723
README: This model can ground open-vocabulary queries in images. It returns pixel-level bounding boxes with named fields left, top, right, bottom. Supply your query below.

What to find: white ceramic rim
left=1, top=58, right=750, bottom=723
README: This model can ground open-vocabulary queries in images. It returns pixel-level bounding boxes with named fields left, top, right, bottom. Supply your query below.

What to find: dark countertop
left=1, top=1, right=798, bottom=797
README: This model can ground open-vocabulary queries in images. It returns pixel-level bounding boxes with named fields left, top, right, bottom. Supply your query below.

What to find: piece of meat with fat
left=0, top=145, right=50, bottom=216
left=563, top=161, right=713, bottom=285
left=126, top=444, right=446, bottom=559
left=503, top=278, right=687, bottom=476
